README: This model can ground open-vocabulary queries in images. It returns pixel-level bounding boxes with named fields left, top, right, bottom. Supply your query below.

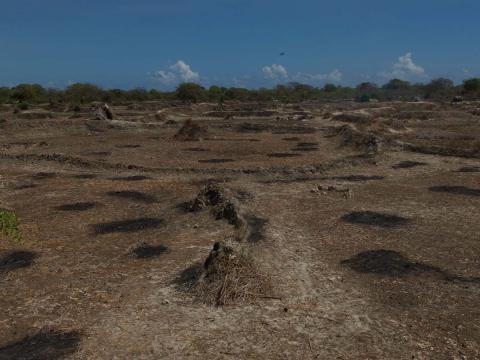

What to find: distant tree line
left=1, top=78, right=479, bottom=106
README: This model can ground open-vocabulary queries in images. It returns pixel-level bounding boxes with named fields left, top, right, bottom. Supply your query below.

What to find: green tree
left=0, top=87, right=11, bottom=104
left=425, top=78, right=454, bottom=93
left=463, top=78, right=480, bottom=93
left=224, top=87, right=250, bottom=101
left=356, top=82, right=378, bottom=92
left=11, top=84, right=46, bottom=102
left=65, top=83, right=103, bottom=104
left=382, top=79, right=411, bottom=90
left=176, top=83, right=206, bottom=103
left=323, top=83, right=337, bottom=92
left=208, top=85, right=225, bottom=102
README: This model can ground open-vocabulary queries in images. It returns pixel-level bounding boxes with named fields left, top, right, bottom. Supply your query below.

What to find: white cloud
left=381, top=52, right=425, bottom=80
left=262, top=64, right=288, bottom=79
left=153, top=60, right=200, bottom=84
left=294, top=69, right=343, bottom=83
left=393, top=52, right=425, bottom=76
left=153, top=70, right=177, bottom=84
left=170, top=60, right=200, bottom=82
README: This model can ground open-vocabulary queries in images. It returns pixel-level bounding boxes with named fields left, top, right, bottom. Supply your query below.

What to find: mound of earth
left=174, top=119, right=208, bottom=141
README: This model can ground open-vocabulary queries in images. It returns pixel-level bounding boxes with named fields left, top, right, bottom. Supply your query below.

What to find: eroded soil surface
left=0, top=100, right=479, bottom=359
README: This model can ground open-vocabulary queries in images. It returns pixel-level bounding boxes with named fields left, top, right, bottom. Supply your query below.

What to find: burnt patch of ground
left=55, top=202, right=97, bottom=212
left=31, top=172, right=56, bottom=180
left=342, top=211, right=409, bottom=228
left=258, top=176, right=329, bottom=184
left=83, top=151, right=111, bottom=156
left=392, top=161, right=428, bottom=169
left=271, top=126, right=316, bottom=135
left=0, top=328, right=81, bottom=360
left=184, top=147, right=209, bottom=152
left=341, top=250, right=480, bottom=285
left=72, top=174, right=97, bottom=179
left=174, top=262, right=203, bottom=288
left=237, top=123, right=316, bottom=135
left=190, top=177, right=233, bottom=186
left=0, top=250, right=37, bottom=275
left=291, top=146, right=318, bottom=152
left=106, top=190, right=157, bottom=203
left=110, top=175, right=150, bottom=181
left=267, top=153, right=302, bottom=158
left=15, top=183, right=38, bottom=190
left=198, top=159, right=235, bottom=164
left=236, top=123, right=271, bottom=133
left=115, top=144, right=141, bottom=149
left=93, top=218, right=165, bottom=235
left=456, top=166, right=480, bottom=173
left=246, top=216, right=268, bottom=243
left=341, top=250, right=440, bottom=277
left=297, top=142, right=319, bottom=147
left=332, top=175, right=385, bottom=182
left=429, top=186, right=480, bottom=197
left=131, top=243, right=169, bottom=259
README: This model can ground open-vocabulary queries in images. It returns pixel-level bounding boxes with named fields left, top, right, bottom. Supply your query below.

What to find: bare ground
left=0, top=100, right=479, bottom=359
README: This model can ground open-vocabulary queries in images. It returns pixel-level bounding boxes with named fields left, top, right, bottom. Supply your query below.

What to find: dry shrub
left=195, top=241, right=273, bottom=306
left=334, top=124, right=383, bottom=154
left=190, top=183, right=248, bottom=237
left=333, top=111, right=373, bottom=124
left=91, top=103, right=114, bottom=120
left=154, top=111, right=167, bottom=121
left=174, top=119, right=208, bottom=141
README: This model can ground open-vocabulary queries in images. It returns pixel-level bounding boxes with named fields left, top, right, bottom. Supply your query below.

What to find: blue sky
left=1, top=0, right=479, bottom=89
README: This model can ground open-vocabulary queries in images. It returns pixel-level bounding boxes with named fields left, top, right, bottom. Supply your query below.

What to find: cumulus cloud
left=262, top=64, right=342, bottom=84
left=294, top=69, right=343, bottom=83
left=381, top=52, right=425, bottom=80
left=262, top=64, right=288, bottom=79
left=153, top=60, right=200, bottom=84
left=393, top=52, right=425, bottom=76
left=170, top=60, right=200, bottom=82
left=154, top=70, right=177, bottom=84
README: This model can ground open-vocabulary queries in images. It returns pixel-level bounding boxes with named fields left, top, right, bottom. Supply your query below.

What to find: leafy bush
left=0, top=209, right=21, bottom=243
left=463, top=78, right=480, bottom=93
left=11, top=84, right=46, bottom=102
left=425, top=78, right=454, bottom=93
left=17, top=102, right=29, bottom=111
left=176, top=83, right=206, bottom=103
left=356, top=82, right=378, bottom=92
left=65, top=83, right=103, bottom=104
left=382, top=79, right=411, bottom=90
left=323, top=83, right=338, bottom=92
left=0, top=87, right=11, bottom=104
left=358, top=93, right=378, bottom=103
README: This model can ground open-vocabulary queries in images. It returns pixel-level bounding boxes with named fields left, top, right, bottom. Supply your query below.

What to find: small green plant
left=0, top=208, right=22, bottom=243
left=17, top=102, right=29, bottom=111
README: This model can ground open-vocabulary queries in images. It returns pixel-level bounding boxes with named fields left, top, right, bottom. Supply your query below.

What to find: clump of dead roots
left=334, top=124, right=383, bottom=154
left=190, top=183, right=247, bottom=234
left=174, top=119, right=208, bottom=141
left=179, top=184, right=274, bottom=305
left=91, top=103, right=114, bottom=120
left=183, top=241, right=273, bottom=306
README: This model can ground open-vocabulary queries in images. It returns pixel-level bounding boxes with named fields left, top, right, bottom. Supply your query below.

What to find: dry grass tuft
left=196, top=241, right=274, bottom=306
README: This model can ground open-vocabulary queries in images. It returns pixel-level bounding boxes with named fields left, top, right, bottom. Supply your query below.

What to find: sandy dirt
left=0, top=100, right=479, bottom=359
